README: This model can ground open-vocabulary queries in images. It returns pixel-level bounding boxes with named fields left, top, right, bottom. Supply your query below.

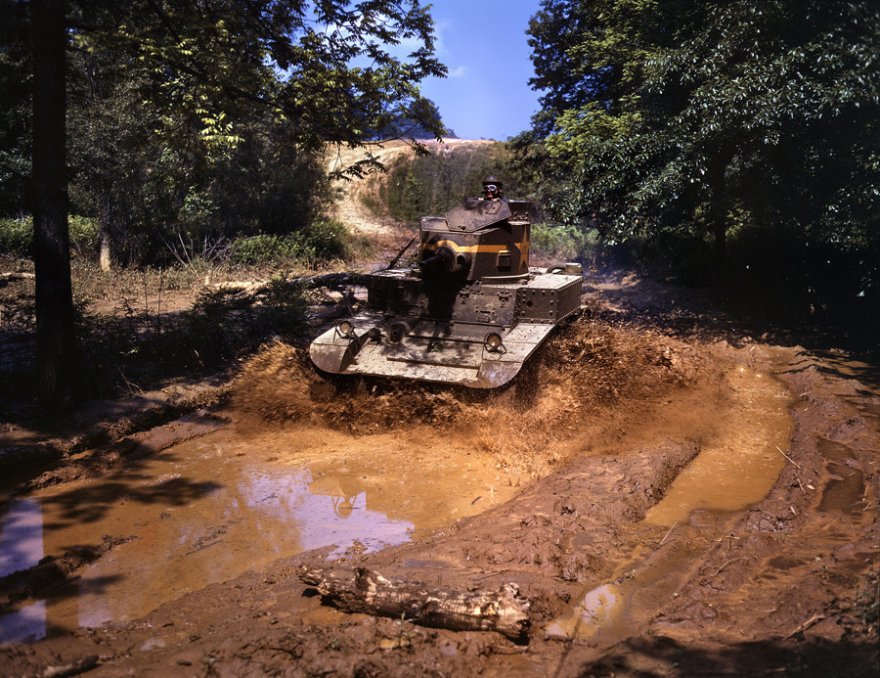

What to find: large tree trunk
left=32, top=0, right=76, bottom=408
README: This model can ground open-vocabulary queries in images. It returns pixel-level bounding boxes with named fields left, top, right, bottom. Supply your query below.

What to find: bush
left=300, top=218, right=349, bottom=261
left=0, top=214, right=100, bottom=256
left=230, top=234, right=304, bottom=264
left=0, top=216, right=32, bottom=254
left=229, top=218, right=350, bottom=266
left=68, top=215, right=100, bottom=255
left=531, top=223, right=598, bottom=262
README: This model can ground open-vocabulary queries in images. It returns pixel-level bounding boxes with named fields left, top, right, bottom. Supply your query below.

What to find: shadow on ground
left=569, top=634, right=878, bottom=678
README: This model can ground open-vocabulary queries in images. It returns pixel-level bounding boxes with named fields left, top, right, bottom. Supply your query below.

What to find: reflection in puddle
left=0, top=500, right=46, bottom=643
left=243, top=469, right=413, bottom=557
left=0, top=425, right=510, bottom=640
left=545, top=584, right=623, bottom=641
left=0, top=499, right=43, bottom=578
left=645, top=366, right=793, bottom=526
left=0, top=601, right=46, bottom=644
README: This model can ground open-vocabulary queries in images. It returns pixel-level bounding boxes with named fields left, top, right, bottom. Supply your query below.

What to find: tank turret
left=309, top=192, right=583, bottom=388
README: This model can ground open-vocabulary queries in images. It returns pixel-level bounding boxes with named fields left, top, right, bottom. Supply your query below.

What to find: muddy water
left=817, top=438, right=870, bottom=518
left=548, top=365, right=794, bottom=642
left=645, top=365, right=793, bottom=526
left=0, top=423, right=517, bottom=642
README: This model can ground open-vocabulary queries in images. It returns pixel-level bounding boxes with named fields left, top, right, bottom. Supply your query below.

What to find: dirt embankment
left=1, top=267, right=877, bottom=677
left=322, top=138, right=498, bottom=270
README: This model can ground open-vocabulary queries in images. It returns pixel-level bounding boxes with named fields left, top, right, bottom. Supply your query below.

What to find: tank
left=309, top=197, right=583, bottom=388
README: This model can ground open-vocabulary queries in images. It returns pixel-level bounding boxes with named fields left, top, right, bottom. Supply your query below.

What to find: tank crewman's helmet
left=482, top=175, right=503, bottom=198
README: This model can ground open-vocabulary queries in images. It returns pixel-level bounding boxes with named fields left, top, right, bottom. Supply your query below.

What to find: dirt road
left=1, top=266, right=877, bottom=676
left=0, top=148, right=877, bottom=675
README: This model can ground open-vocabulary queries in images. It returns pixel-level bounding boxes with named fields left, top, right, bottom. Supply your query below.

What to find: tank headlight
left=485, top=332, right=504, bottom=352
left=337, top=320, right=355, bottom=338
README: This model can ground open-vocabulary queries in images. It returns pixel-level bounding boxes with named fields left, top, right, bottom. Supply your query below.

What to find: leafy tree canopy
left=525, top=0, right=880, bottom=263
left=68, top=0, right=447, bottom=152
left=1, top=0, right=449, bottom=263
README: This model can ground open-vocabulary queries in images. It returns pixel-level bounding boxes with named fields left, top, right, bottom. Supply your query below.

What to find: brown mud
left=1, top=270, right=878, bottom=676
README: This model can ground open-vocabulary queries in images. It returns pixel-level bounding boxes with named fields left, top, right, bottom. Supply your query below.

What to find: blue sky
left=418, top=1, right=543, bottom=140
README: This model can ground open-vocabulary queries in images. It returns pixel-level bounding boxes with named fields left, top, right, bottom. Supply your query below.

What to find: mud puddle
left=547, top=364, right=794, bottom=642
left=817, top=438, right=871, bottom=518
left=645, top=365, right=793, bottom=526
left=0, top=423, right=518, bottom=643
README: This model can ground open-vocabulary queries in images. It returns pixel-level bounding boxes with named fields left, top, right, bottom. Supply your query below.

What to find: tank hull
left=309, top=267, right=582, bottom=389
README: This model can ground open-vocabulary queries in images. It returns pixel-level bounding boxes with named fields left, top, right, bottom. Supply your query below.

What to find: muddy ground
left=0, top=262, right=877, bottom=677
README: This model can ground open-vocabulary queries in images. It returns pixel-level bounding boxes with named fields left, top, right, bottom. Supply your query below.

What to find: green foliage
left=230, top=234, right=303, bottom=265
left=68, top=215, right=101, bottom=254
left=1, top=1, right=447, bottom=269
left=230, top=218, right=350, bottom=266
left=531, top=223, right=598, bottom=261
left=521, top=0, right=880, bottom=321
left=300, top=218, right=350, bottom=261
left=0, top=216, right=31, bottom=253
left=64, top=32, right=335, bottom=266
left=0, top=214, right=99, bottom=255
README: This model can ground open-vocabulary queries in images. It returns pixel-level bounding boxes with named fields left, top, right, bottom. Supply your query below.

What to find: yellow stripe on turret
left=422, top=239, right=524, bottom=255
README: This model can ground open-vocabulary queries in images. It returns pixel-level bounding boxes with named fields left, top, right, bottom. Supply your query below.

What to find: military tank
left=309, top=186, right=583, bottom=389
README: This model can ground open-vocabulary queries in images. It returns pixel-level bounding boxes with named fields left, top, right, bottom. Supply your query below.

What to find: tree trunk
left=707, top=150, right=731, bottom=287
left=298, top=566, right=531, bottom=642
left=32, top=0, right=75, bottom=408
left=99, top=193, right=112, bottom=272
left=99, top=229, right=111, bottom=271
left=712, top=214, right=727, bottom=269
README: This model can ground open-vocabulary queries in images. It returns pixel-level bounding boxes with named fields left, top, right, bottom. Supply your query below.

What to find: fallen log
left=298, top=566, right=530, bottom=642
left=286, top=271, right=366, bottom=290
left=0, top=271, right=35, bottom=285
left=212, top=271, right=366, bottom=305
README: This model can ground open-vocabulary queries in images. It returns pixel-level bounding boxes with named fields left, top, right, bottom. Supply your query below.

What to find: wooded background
left=1, top=0, right=878, bottom=405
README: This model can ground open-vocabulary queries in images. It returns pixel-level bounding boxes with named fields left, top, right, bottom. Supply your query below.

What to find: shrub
left=0, top=216, right=32, bottom=254
left=0, top=214, right=100, bottom=256
left=299, top=218, right=348, bottom=261
left=531, top=223, right=598, bottom=262
left=230, top=234, right=304, bottom=265
left=68, top=215, right=100, bottom=255
left=229, top=218, right=350, bottom=266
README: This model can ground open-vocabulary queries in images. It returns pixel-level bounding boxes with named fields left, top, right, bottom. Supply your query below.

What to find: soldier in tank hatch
left=481, top=175, right=504, bottom=201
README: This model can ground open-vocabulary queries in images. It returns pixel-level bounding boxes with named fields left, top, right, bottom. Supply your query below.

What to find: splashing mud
left=231, top=318, right=709, bottom=475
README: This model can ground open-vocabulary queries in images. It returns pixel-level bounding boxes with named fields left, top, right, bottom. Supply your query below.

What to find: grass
left=0, top=251, right=325, bottom=411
